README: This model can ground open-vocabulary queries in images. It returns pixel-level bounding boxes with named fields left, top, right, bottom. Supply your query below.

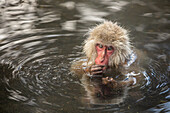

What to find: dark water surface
left=0, top=0, right=169, bottom=113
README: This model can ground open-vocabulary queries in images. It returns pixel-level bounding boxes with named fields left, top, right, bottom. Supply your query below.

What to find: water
left=0, top=0, right=169, bottom=112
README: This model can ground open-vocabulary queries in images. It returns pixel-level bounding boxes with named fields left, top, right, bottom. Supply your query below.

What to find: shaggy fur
left=83, top=21, right=132, bottom=67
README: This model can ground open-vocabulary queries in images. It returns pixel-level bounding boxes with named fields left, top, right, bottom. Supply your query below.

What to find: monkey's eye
left=97, top=44, right=103, bottom=48
left=107, top=46, right=113, bottom=51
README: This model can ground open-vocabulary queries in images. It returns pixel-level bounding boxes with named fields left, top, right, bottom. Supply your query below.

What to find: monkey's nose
left=100, top=51, right=106, bottom=62
left=100, top=57, right=105, bottom=62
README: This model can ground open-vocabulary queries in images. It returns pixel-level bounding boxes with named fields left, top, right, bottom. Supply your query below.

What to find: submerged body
left=71, top=21, right=146, bottom=104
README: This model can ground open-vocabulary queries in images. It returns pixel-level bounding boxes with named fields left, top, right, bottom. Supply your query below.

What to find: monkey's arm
left=71, top=60, right=86, bottom=78
left=71, top=59, right=95, bottom=78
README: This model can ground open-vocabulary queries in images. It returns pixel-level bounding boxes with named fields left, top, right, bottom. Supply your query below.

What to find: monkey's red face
left=95, top=43, right=114, bottom=66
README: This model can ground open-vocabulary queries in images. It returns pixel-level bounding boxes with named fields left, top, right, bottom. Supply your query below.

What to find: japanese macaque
left=71, top=21, right=144, bottom=104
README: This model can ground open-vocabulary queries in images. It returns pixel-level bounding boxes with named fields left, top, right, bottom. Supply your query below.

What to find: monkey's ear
left=83, top=38, right=96, bottom=62
left=83, top=39, right=94, bottom=57
left=109, top=43, right=132, bottom=67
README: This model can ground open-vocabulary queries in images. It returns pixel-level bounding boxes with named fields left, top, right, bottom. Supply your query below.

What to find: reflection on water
left=0, top=0, right=169, bottom=112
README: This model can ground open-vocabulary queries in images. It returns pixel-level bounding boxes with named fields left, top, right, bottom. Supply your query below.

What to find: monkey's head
left=83, top=21, right=132, bottom=68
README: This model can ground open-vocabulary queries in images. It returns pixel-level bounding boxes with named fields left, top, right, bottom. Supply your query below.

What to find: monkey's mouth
left=101, top=65, right=108, bottom=71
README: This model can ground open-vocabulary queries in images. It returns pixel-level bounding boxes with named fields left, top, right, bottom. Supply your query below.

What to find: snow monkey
left=71, top=21, right=144, bottom=104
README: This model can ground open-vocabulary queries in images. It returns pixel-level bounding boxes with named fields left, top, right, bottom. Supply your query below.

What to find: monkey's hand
left=102, top=77, right=135, bottom=90
left=89, top=65, right=105, bottom=78
left=102, top=77, right=118, bottom=89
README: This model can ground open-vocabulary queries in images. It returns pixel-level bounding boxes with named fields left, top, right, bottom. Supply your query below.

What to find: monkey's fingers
left=91, top=70, right=103, bottom=75
left=91, top=65, right=106, bottom=72
left=102, top=77, right=109, bottom=84
left=91, top=67, right=103, bottom=72
left=91, top=65, right=106, bottom=69
left=92, top=64, right=105, bottom=67
left=109, top=78, right=117, bottom=85
left=91, top=71, right=103, bottom=77
left=102, top=77, right=117, bottom=85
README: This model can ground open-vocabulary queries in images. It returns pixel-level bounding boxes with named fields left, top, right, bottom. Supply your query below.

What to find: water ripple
left=0, top=0, right=169, bottom=113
